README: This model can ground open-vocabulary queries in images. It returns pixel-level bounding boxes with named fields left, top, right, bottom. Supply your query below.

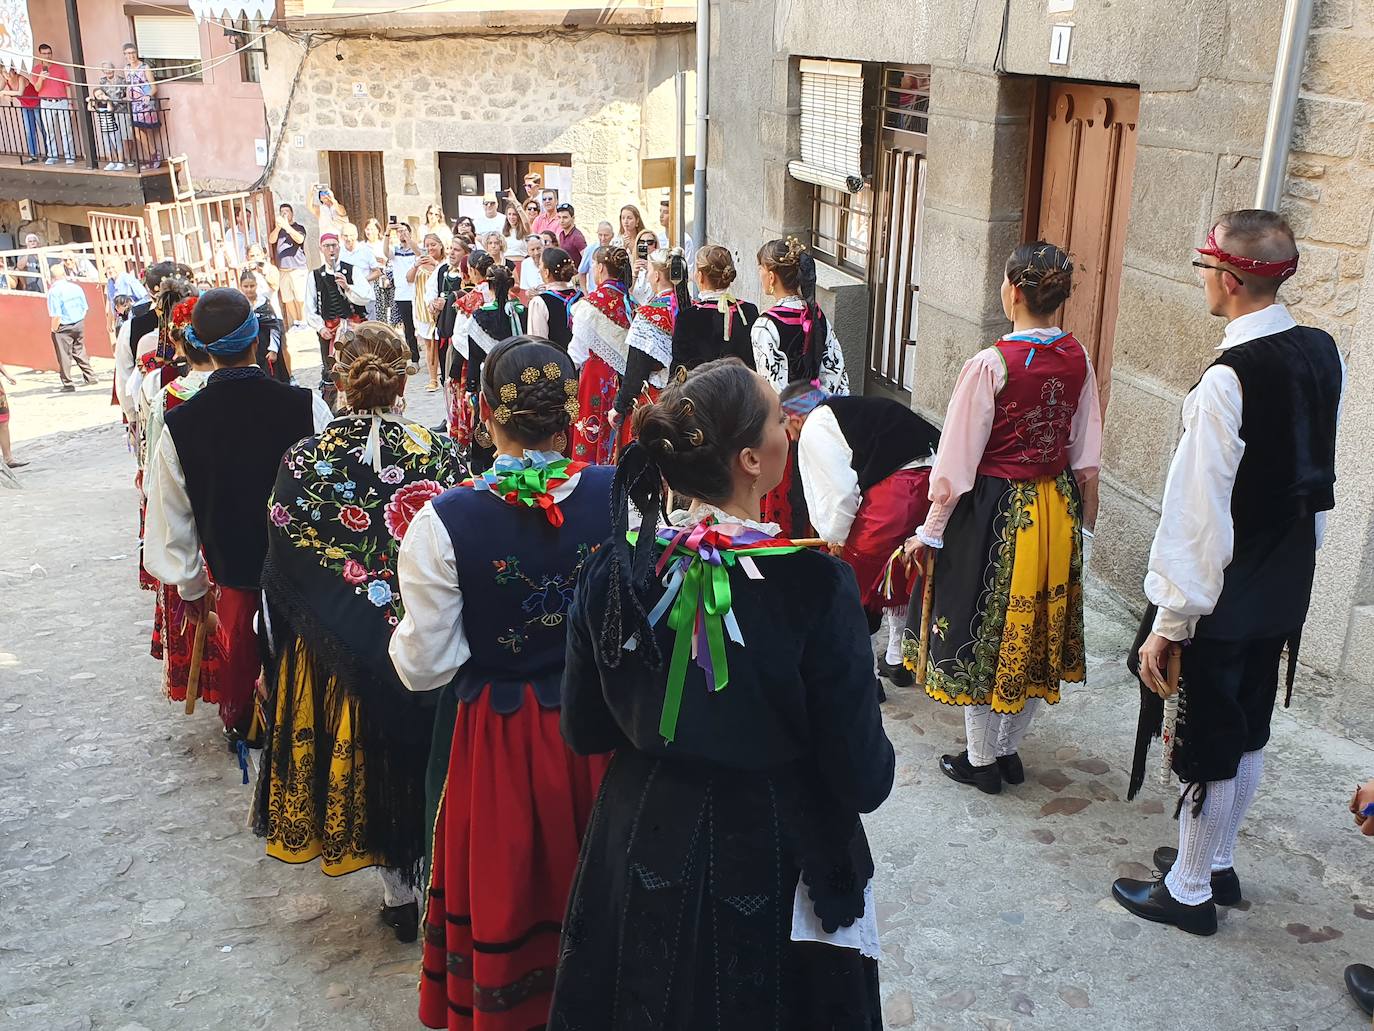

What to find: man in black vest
left=1113, top=210, right=1343, bottom=935
left=304, top=232, right=364, bottom=408
left=781, top=382, right=941, bottom=691
left=144, top=288, right=330, bottom=741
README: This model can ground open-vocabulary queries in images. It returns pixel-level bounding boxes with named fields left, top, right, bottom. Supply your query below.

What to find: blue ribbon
left=185, top=310, right=260, bottom=356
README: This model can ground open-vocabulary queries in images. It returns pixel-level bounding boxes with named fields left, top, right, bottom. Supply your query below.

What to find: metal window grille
left=232, top=18, right=269, bottom=84
left=788, top=59, right=864, bottom=191
left=811, top=185, right=871, bottom=277
left=133, top=16, right=204, bottom=83
left=881, top=67, right=930, bottom=136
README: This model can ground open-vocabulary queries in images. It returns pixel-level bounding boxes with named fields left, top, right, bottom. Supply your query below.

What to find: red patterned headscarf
left=1196, top=225, right=1298, bottom=280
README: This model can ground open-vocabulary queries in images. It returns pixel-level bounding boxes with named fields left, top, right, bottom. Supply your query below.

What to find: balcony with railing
left=0, top=97, right=177, bottom=206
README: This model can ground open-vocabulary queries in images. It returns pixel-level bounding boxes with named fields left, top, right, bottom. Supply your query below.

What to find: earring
left=475, top=424, right=493, bottom=448
left=553, top=431, right=568, bottom=453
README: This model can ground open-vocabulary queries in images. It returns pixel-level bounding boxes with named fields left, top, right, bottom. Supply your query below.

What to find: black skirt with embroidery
left=550, top=748, right=881, bottom=1031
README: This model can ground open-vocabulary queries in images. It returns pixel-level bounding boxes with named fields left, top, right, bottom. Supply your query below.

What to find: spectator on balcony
left=2, top=67, right=42, bottom=160
left=269, top=203, right=308, bottom=328
left=32, top=43, right=74, bottom=166
left=88, top=62, right=127, bottom=171
left=47, top=264, right=97, bottom=392
left=14, top=233, right=51, bottom=293
left=122, top=42, right=161, bottom=170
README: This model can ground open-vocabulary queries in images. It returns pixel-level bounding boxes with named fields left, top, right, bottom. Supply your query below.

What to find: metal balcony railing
left=0, top=97, right=173, bottom=172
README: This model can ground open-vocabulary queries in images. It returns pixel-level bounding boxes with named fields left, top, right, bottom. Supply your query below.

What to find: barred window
left=811, top=184, right=871, bottom=277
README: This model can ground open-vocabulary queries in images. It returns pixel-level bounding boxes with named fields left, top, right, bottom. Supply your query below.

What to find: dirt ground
left=4, top=333, right=1374, bottom=1030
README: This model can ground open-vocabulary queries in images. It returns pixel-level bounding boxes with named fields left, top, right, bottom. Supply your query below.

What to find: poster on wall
left=0, top=0, right=35, bottom=72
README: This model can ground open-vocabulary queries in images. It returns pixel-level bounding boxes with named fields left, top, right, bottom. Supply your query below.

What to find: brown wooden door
left=327, top=151, right=388, bottom=227
left=1030, top=81, right=1138, bottom=412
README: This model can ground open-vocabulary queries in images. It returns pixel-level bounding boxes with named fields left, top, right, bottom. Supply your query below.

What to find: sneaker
left=44, top=157, right=58, bottom=165
left=103, top=161, right=117, bottom=170
left=64, top=157, right=75, bottom=164
left=112, top=162, right=125, bottom=171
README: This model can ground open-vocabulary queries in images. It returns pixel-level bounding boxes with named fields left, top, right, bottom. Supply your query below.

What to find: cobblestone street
left=5, top=339, right=1374, bottom=1030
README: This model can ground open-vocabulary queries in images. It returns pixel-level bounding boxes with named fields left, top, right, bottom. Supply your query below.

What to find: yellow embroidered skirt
left=903, top=471, right=1085, bottom=713
left=261, top=638, right=376, bottom=876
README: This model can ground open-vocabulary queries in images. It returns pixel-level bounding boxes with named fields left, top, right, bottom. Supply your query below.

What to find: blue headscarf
left=185, top=310, right=260, bottom=356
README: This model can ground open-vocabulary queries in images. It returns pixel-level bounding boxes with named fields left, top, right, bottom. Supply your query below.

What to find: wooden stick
left=914, top=549, right=937, bottom=687
left=184, top=615, right=208, bottom=715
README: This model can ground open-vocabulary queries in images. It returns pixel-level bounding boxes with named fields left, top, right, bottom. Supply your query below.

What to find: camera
left=636, top=240, right=650, bottom=259
left=388, top=214, right=398, bottom=225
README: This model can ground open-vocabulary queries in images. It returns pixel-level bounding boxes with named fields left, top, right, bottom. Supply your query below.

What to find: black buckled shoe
left=1344, top=963, right=1374, bottom=1017
left=996, top=753, right=1025, bottom=785
left=940, top=751, right=1002, bottom=794
left=1152, top=846, right=1243, bottom=906
left=878, top=658, right=914, bottom=688
left=381, top=901, right=419, bottom=943
left=1111, top=877, right=1217, bottom=936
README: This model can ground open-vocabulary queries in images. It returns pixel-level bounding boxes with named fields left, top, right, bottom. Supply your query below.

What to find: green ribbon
left=481, top=457, right=574, bottom=509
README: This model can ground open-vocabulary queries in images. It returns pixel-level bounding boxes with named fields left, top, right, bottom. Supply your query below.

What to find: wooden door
left=327, top=151, right=388, bottom=227
left=1029, top=81, right=1138, bottom=411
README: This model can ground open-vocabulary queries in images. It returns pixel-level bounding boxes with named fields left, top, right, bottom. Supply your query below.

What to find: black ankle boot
left=381, top=901, right=419, bottom=943
left=996, top=752, right=1025, bottom=785
left=940, top=751, right=1002, bottom=794
left=1345, top=963, right=1374, bottom=1017
left=1111, top=877, right=1217, bottom=936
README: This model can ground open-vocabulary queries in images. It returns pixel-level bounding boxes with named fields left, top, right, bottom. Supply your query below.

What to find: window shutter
left=789, top=59, right=865, bottom=192
left=133, top=16, right=203, bottom=60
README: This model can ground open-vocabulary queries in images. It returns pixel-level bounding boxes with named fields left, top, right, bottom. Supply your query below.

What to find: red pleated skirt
left=155, top=582, right=228, bottom=705
left=841, top=467, right=933, bottom=615
left=420, top=688, right=609, bottom=1031
left=571, top=353, right=618, bottom=466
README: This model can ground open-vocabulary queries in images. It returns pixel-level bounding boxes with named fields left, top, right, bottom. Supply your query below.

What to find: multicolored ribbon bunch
left=470, top=450, right=586, bottom=526
left=629, top=520, right=819, bottom=743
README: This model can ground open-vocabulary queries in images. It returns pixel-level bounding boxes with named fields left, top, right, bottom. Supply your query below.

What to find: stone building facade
left=259, top=19, right=693, bottom=242
left=705, top=0, right=1374, bottom=683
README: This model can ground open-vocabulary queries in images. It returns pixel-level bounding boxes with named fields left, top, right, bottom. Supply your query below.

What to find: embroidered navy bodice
left=431, top=464, right=613, bottom=712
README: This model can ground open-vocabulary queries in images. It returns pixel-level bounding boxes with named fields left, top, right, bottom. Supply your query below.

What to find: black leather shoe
left=940, top=751, right=1001, bottom=794
left=878, top=658, right=914, bottom=688
left=996, top=753, right=1025, bottom=784
left=1344, top=963, right=1374, bottom=1017
left=1152, top=846, right=1243, bottom=905
left=381, top=901, right=419, bottom=943
left=1112, top=877, right=1217, bottom=936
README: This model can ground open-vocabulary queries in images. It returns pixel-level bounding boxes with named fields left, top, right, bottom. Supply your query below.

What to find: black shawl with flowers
left=256, top=416, right=463, bottom=876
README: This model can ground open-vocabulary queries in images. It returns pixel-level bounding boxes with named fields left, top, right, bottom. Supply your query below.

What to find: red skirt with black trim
left=420, top=687, right=608, bottom=1031
left=153, top=581, right=228, bottom=704
left=571, top=353, right=618, bottom=466
left=841, top=467, right=933, bottom=616
left=762, top=440, right=812, bottom=539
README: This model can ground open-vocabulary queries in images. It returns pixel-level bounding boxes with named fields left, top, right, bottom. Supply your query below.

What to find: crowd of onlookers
left=1, top=40, right=162, bottom=170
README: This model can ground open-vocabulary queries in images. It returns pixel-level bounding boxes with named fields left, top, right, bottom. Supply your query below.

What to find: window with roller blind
left=132, top=15, right=204, bottom=83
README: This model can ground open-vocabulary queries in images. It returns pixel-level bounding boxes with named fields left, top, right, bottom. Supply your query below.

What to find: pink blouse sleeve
left=920, top=349, right=1004, bottom=543
left=1067, top=347, right=1103, bottom=484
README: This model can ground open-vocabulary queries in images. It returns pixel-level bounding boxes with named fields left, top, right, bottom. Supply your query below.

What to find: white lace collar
left=668, top=500, right=781, bottom=536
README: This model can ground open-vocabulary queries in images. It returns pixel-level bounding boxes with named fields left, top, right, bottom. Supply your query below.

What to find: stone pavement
left=3, top=336, right=1374, bottom=1030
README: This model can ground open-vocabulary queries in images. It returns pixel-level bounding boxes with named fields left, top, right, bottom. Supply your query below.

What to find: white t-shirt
left=474, top=213, right=506, bottom=237
left=317, top=203, right=344, bottom=240
left=519, top=257, right=544, bottom=293
left=391, top=250, right=418, bottom=302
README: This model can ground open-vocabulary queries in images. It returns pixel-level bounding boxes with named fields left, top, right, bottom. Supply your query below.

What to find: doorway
left=1024, top=81, right=1139, bottom=411
left=326, top=151, right=388, bottom=226
left=865, top=66, right=929, bottom=404
left=437, top=152, right=572, bottom=226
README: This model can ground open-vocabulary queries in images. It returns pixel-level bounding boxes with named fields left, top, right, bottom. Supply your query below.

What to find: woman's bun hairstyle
left=595, top=245, right=633, bottom=290
left=334, top=321, right=413, bottom=410
left=694, top=245, right=737, bottom=290
left=541, top=246, right=577, bottom=283
left=481, top=335, right=579, bottom=447
left=1006, top=241, right=1074, bottom=315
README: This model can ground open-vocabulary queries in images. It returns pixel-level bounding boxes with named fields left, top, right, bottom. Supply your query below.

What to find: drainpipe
left=1254, top=0, right=1315, bottom=210
left=693, top=0, right=709, bottom=247
left=64, top=0, right=99, bottom=170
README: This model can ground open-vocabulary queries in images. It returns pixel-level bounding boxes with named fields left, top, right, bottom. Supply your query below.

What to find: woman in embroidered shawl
left=900, top=242, right=1101, bottom=796
left=390, top=336, right=611, bottom=1031
left=550, top=359, right=894, bottom=1030
left=568, top=244, right=634, bottom=465
left=255, top=322, right=463, bottom=944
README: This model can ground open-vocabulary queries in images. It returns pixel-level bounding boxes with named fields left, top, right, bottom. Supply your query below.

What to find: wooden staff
left=914, top=549, right=937, bottom=687
left=183, top=615, right=208, bottom=715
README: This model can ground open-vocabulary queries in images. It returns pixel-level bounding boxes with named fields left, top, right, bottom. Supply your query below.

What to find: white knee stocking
left=965, top=701, right=1041, bottom=768
left=1212, top=749, right=1264, bottom=872
left=1164, top=777, right=1239, bottom=905
left=377, top=866, right=417, bottom=908
left=883, top=608, right=904, bottom=665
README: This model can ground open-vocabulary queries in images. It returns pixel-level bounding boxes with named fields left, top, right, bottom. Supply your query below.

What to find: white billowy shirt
left=1145, top=303, right=1346, bottom=641
left=796, top=404, right=934, bottom=547
left=115, top=321, right=158, bottom=423
left=387, top=471, right=586, bottom=693
left=750, top=297, right=850, bottom=396
left=143, top=379, right=333, bottom=600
